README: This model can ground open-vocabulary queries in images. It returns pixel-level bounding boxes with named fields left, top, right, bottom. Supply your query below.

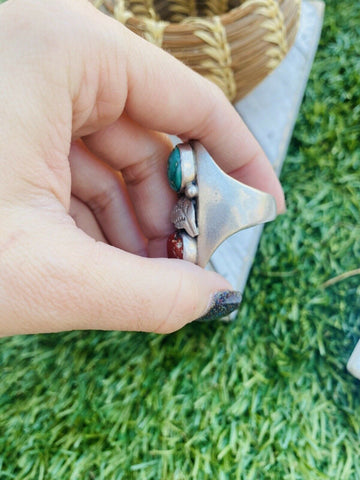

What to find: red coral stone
left=167, top=232, right=183, bottom=259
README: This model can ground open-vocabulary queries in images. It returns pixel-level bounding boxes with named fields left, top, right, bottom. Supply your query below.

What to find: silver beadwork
left=170, top=196, right=199, bottom=238
left=184, top=182, right=199, bottom=198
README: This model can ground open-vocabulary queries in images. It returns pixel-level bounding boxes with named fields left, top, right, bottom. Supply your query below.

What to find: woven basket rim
left=101, top=0, right=299, bottom=34
left=124, top=4, right=257, bottom=30
left=102, top=0, right=290, bottom=27
left=97, top=0, right=301, bottom=102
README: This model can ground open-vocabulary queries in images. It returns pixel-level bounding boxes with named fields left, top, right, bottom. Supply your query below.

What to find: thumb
left=0, top=215, right=240, bottom=336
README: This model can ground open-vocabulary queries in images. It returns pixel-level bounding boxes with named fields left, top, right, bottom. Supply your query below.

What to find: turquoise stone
left=167, top=147, right=182, bottom=192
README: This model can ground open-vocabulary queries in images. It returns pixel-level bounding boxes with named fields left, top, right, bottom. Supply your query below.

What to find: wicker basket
left=94, top=0, right=301, bottom=103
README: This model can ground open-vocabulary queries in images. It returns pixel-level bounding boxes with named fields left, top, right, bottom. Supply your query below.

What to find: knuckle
left=87, top=174, right=120, bottom=216
left=122, top=139, right=172, bottom=188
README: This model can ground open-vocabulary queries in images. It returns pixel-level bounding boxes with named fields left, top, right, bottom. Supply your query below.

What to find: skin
left=0, top=0, right=285, bottom=336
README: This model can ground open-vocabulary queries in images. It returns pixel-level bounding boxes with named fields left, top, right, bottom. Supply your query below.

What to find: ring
left=167, top=141, right=277, bottom=267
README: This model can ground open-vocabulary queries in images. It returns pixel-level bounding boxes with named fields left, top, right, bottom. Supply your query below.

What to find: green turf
left=1, top=1, right=360, bottom=478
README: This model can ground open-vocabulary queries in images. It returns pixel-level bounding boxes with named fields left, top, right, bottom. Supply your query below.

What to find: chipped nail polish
left=196, top=290, right=242, bottom=322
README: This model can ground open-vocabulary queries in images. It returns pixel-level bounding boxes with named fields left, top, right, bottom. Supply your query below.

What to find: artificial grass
left=1, top=0, right=360, bottom=478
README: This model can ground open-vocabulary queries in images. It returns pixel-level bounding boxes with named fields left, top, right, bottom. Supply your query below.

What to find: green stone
left=167, top=147, right=182, bottom=192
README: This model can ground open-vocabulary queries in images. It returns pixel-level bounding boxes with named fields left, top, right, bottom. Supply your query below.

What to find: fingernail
left=196, top=290, right=242, bottom=322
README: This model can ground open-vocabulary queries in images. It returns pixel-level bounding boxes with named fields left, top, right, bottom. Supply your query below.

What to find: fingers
left=69, top=141, right=147, bottom=256
left=84, top=116, right=175, bottom=257
left=0, top=211, right=232, bottom=336
left=69, top=195, right=107, bottom=243
left=121, top=30, right=285, bottom=211
left=0, top=0, right=284, bottom=215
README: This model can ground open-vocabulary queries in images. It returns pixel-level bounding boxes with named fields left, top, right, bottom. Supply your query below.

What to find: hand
left=0, top=0, right=284, bottom=335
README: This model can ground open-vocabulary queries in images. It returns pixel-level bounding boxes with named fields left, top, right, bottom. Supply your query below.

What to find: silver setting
left=168, top=141, right=277, bottom=267
left=177, top=143, right=196, bottom=189
left=182, top=233, right=198, bottom=263
left=170, top=196, right=199, bottom=237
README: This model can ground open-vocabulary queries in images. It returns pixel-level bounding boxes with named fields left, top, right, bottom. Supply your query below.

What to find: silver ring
left=167, top=141, right=277, bottom=267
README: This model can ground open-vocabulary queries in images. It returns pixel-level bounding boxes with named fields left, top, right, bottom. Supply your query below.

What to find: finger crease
left=122, top=154, right=164, bottom=188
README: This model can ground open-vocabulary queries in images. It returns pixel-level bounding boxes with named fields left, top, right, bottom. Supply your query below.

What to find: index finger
left=123, top=30, right=285, bottom=212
